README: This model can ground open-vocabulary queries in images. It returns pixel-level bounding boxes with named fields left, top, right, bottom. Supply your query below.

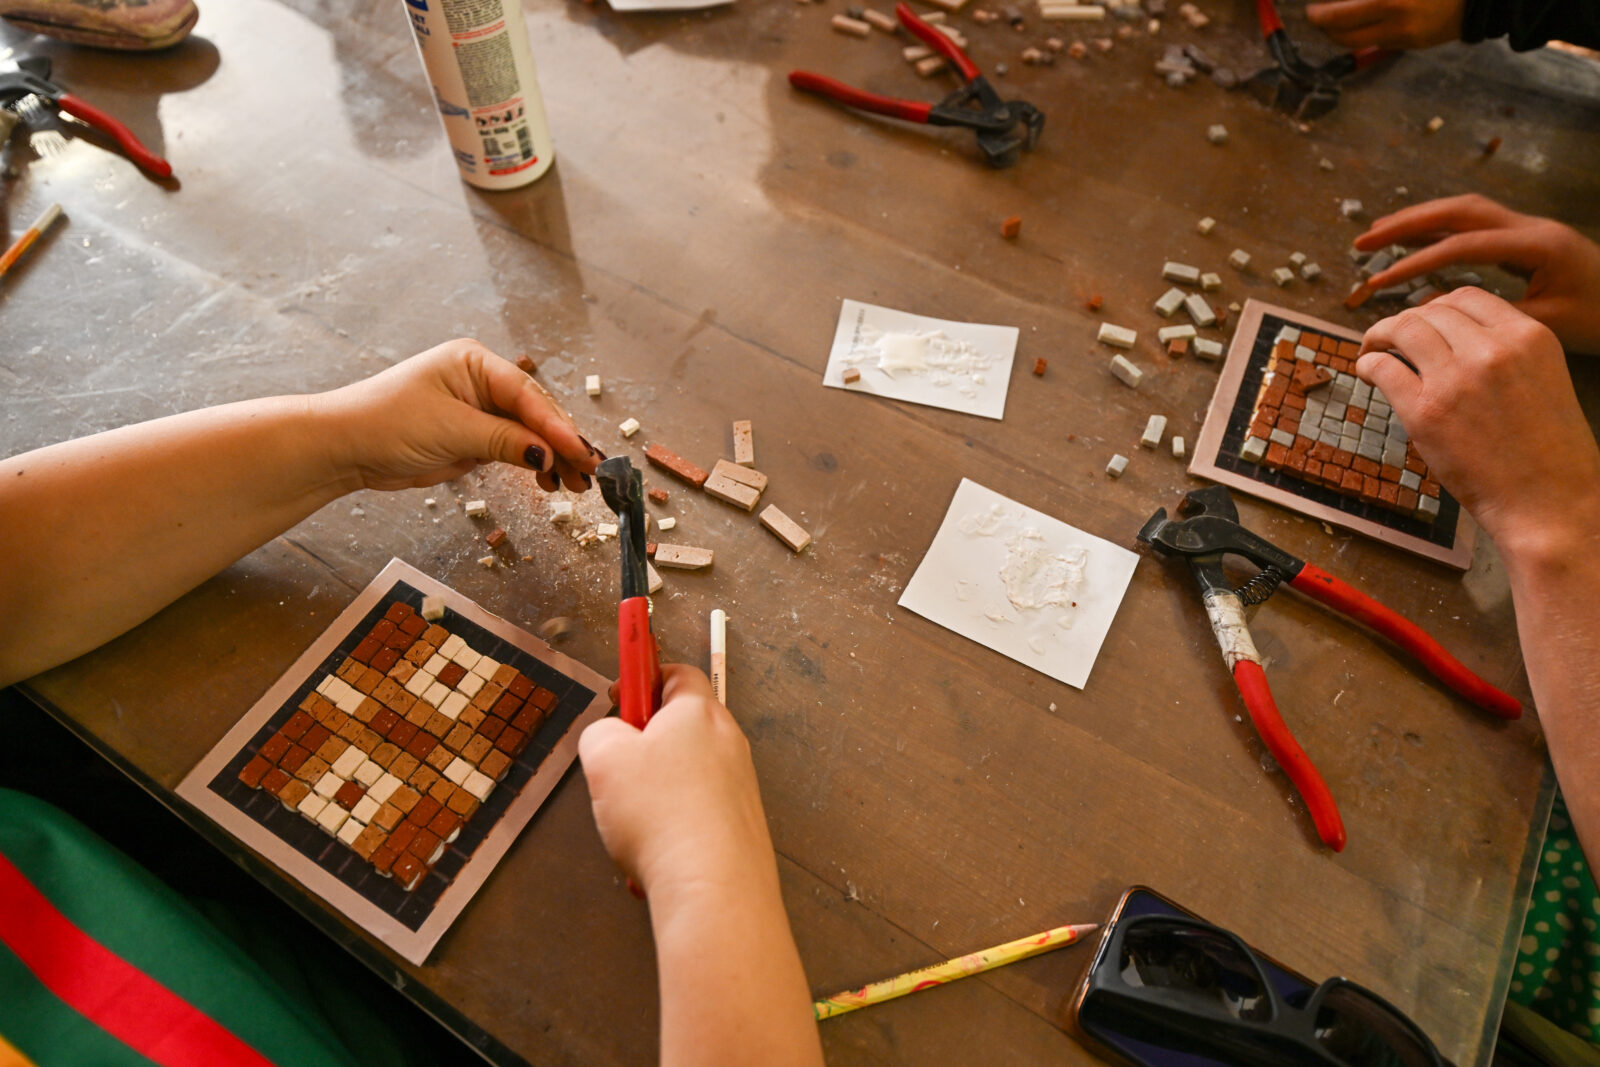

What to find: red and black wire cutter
left=0, top=56, right=172, bottom=178
left=1137, top=486, right=1520, bottom=852
left=596, top=456, right=663, bottom=730
left=1242, top=0, right=1390, bottom=119
left=788, top=2, right=1044, bottom=168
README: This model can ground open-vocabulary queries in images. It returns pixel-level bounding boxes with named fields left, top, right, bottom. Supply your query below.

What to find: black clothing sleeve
left=1459, top=0, right=1600, bottom=49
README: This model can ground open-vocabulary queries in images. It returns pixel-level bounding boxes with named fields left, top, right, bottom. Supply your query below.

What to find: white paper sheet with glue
left=823, top=299, right=1020, bottom=421
left=899, top=479, right=1138, bottom=689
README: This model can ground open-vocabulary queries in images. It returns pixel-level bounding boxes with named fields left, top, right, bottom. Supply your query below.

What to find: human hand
left=579, top=665, right=778, bottom=901
left=1357, top=289, right=1600, bottom=560
left=313, top=338, right=603, bottom=494
left=1354, top=195, right=1600, bottom=355
left=1305, top=0, right=1462, bottom=49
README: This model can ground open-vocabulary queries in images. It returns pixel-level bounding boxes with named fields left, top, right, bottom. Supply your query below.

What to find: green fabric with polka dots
left=1510, top=791, right=1600, bottom=1043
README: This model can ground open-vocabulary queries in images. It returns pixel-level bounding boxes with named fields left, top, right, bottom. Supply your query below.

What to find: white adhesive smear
left=851, top=327, right=993, bottom=389
left=901, top=479, right=1140, bottom=689
left=1000, top=529, right=1087, bottom=613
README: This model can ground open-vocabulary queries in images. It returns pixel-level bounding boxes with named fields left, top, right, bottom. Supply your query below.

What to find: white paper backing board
left=178, top=558, right=613, bottom=966
left=822, top=299, right=1020, bottom=421
left=898, top=479, right=1139, bottom=689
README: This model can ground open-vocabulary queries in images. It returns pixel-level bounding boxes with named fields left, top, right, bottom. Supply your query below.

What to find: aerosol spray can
left=404, top=0, right=554, bottom=190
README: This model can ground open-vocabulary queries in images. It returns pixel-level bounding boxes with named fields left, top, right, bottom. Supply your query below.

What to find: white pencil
left=710, top=609, right=727, bottom=706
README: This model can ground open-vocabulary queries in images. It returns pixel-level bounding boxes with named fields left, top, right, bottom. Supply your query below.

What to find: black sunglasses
left=1078, top=914, right=1446, bottom=1067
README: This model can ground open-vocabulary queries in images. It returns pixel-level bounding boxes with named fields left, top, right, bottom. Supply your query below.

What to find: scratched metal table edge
left=12, top=681, right=528, bottom=1067
left=1474, top=758, right=1557, bottom=1066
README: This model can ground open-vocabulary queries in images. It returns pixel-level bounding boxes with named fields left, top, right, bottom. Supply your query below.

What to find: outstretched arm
left=1358, top=290, right=1600, bottom=857
left=0, top=339, right=599, bottom=687
left=580, top=666, right=824, bottom=1067
left=1306, top=0, right=1463, bottom=50
left=1353, top=195, right=1600, bottom=355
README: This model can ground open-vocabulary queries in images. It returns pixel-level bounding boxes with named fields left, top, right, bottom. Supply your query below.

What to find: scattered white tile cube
left=1157, top=324, right=1197, bottom=343
left=550, top=500, right=574, bottom=524
left=647, top=562, right=664, bottom=595
left=657, top=517, right=677, bottom=531
left=1140, top=415, right=1168, bottom=449
left=477, top=555, right=496, bottom=569
left=1162, top=262, right=1201, bottom=285
left=619, top=417, right=641, bottom=437
left=585, top=374, right=602, bottom=396
left=1172, top=435, right=1186, bottom=458
left=464, top=499, right=488, bottom=518
left=1106, top=453, right=1129, bottom=478
left=420, top=595, right=446, bottom=621
left=1098, top=323, right=1138, bottom=349
left=1340, top=198, right=1363, bottom=218
left=1206, top=124, right=1228, bottom=144
left=1228, top=249, right=1251, bottom=270
left=1197, top=216, right=1216, bottom=235
left=445, top=757, right=473, bottom=785
left=1155, top=287, right=1187, bottom=318
left=1272, top=267, right=1295, bottom=286
left=1301, top=262, right=1322, bottom=281
left=1289, top=251, right=1307, bottom=267
left=1183, top=293, right=1216, bottom=327
left=1200, top=272, right=1221, bottom=291
left=597, top=522, right=619, bottom=538
left=1110, top=354, right=1143, bottom=388
left=1193, top=338, right=1224, bottom=360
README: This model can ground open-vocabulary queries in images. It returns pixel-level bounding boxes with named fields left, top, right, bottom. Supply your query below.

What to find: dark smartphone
left=1064, top=886, right=1321, bottom=1067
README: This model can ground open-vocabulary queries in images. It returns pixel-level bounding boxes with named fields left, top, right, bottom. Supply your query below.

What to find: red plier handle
left=1233, top=658, right=1347, bottom=851
left=786, top=72, right=932, bottom=124
left=894, top=2, right=980, bottom=81
left=1292, top=564, right=1521, bottom=719
left=617, top=596, right=663, bottom=730
left=56, top=93, right=172, bottom=178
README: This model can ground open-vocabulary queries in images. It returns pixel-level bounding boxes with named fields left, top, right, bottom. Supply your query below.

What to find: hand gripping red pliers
left=1241, top=0, right=1391, bottom=119
left=1137, top=486, right=1520, bottom=852
left=788, top=2, right=1044, bottom=168
left=595, top=456, right=663, bottom=730
left=0, top=56, right=172, bottom=177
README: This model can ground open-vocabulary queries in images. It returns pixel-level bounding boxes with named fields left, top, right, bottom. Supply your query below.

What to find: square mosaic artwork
left=179, top=558, right=612, bottom=963
left=1189, top=300, right=1474, bottom=569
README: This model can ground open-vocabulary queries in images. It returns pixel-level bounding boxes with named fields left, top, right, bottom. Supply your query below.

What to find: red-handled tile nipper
left=0, top=57, right=172, bottom=178
left=788, top=2, right=1043, bottom=168
left=1137, top=485, right=1520, bottom=852
left=596, top=457, right=662, bottom=730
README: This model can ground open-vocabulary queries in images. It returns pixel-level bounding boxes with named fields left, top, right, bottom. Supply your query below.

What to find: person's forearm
left=0, top=395, right=358, bottom=686
left=651, top=872, right=824, bottom=1067
left=1498, top=512, right=1600, bottom=862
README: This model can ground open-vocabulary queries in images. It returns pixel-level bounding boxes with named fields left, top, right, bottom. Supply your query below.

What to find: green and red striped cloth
left=0, top=788, right=356, bottom=1066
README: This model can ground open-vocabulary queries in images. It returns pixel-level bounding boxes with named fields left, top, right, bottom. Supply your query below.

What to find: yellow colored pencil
left=814, top=921, right=1099, bottom=1020
left=0, top=203, right=63, bottom=280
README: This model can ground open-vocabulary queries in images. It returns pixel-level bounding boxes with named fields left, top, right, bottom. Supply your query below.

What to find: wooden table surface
left=5, top=1, right=1599, bottom=1062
